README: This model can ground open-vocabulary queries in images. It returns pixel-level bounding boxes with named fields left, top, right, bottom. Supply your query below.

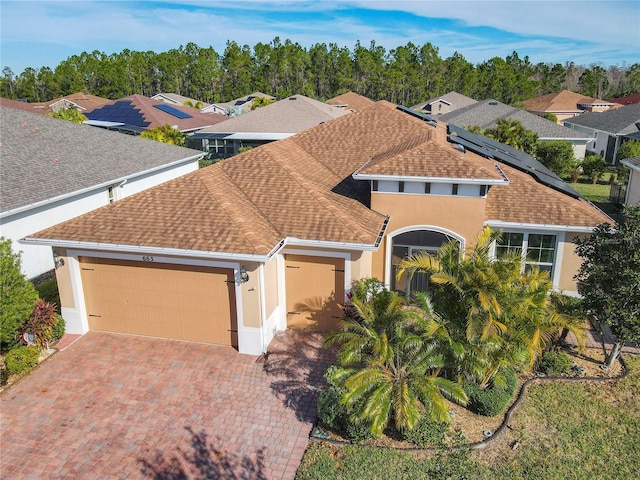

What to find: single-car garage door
left=285, top=254, right=345, bottom=331
left=80, top=257, right=238, bottom=347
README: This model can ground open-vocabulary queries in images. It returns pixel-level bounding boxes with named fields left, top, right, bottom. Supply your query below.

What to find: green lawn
left=296, top=356, right=640, bottom=480
left=571, top=181, right=612, bottom=203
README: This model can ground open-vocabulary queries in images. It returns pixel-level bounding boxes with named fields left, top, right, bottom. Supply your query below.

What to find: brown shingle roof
left=357, top=125, right=505, bottom=181
left=522, top=90, right=613, bottom=112
left=27, top=101, right=611, bottom=255
left=485, top=164, right=611, bottom=227
left=0, top=93, right=111, bottom=115
left=326, top=92, right=375, bottom=111
left=85, top=94, right=228, bottom=131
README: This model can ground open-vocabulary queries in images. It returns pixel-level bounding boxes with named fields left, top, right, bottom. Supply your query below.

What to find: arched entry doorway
left=388, top=228, right=462, bottom=297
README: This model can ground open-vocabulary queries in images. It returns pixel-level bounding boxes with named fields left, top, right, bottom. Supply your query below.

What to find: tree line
left=2, top=38, right=639, bottom=106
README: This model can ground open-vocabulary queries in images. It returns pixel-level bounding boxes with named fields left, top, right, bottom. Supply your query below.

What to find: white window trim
left=490, top=230, right=565, bottom=289
left=384, top=225, right=465, bottom=289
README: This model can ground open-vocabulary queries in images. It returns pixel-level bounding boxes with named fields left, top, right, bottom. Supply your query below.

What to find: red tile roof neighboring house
left=610, top=92, right=640, bottom=106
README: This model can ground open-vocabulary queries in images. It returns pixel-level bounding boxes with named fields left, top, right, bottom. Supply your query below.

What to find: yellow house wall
left=370, top=192, right=487, bottom=282
left=53, top=247, right=75, bottom=308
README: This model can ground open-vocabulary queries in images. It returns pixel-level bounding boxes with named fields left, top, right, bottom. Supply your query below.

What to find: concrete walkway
left=0, top=329, right=334, bottom=479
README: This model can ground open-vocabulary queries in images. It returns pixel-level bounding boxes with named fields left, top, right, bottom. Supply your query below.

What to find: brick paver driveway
left=1, top=330, right=333, bottom=479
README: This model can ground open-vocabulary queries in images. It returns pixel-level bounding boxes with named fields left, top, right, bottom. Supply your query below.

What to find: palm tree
left=396, top=227, right=586, bottom=385
left=325, top=280, right=467, bottom=436
left=49, top=107, right=87, bottom=124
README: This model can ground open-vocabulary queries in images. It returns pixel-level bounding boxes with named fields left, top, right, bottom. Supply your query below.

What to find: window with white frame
left=496, top=232, right=557, bottom=275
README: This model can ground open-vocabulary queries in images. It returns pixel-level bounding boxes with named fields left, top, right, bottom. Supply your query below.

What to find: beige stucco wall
left=52, top=247, right=75, bottom=308
left=263, top=258, right=279, bottom=318
left=370, top=192, right=487, bottom=281
left=558, top=233, right=589, bottom=293
left=349, top=251, right=373, bottom=284
left=240, top=262, right=262, bottom=328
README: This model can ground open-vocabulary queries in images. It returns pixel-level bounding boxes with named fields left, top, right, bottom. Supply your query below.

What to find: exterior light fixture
left=240, top=265, right=249, bottom=283
left=53, top=251, right=65, bottom=269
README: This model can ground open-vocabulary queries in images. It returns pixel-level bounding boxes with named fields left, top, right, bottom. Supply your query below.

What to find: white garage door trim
left=64, top=249, right=254, bottom=352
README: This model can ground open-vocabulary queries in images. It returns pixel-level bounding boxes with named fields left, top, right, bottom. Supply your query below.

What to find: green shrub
left=538, top=351, right=573, bottom=375
left=4, top=346, right=40, bottom=375
left=52, top=315, right=66, bottom=341
left=317, top=366, right=376, bottom=443
left=35, top=278, right=60, bottom=313
left=0, top=238, right=39, bottom=353
left=464, top=367, right=518, bottom=417
left=401, top=416, right=448, bottom=447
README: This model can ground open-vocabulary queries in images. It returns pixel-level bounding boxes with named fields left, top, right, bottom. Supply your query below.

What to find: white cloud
left=348, top=0, right=640, bottom=47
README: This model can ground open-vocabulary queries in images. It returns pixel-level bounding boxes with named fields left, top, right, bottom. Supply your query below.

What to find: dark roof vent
left=289, top=97, right=297, bottom=100
left=488, top=101, right=499, bottom=105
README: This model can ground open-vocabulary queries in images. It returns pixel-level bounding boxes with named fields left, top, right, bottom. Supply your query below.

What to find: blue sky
left=1, top=1, right=639, bottom=75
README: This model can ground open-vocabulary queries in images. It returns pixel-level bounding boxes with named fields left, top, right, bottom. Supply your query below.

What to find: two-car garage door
left=80, top=257, right=238, bottom=347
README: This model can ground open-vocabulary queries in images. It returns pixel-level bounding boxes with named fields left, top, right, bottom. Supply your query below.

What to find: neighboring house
left=609, top=92, right=640, bottom=107
left=189, top=94, right=349, bottom=160
left=150, top=92, right=212, bottom=110
left=326, top=91, right=374, bottom=111
left=563, top=103, right=640, bottom=164
left=1, top=106, right=204, bottom=279
left=0, top=93, right=111, bottom=115
left=23, top=102, right=609, bottom=356
left=522, top=90, right=616, bottom=124
left=440, top=98, right=592, bottom=159
left=620, top=156, right=640, bottom=206
left=411, top=92, right=478, bottom=116
left=84, top=94, right=227, bottom=134
left=202, top=92, right=276, bottom=115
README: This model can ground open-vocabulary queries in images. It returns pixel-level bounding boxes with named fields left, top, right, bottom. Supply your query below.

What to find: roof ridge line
left=264, top=141, right=382, bottom=244
left=197, top=167, right=282, bottom=254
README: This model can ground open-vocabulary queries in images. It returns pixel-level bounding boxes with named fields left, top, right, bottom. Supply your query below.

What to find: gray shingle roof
left=563, top=103, right=640, bottom=135
left=198, top=95, right=349, bottom=134
left=621, top=156, right=640, bottom=170
left=440, top=99, right=590, bottom=139
left=0, top=106, right=203, bottom=213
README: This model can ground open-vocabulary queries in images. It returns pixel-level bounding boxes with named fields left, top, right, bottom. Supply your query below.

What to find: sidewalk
left=567, top=325, right=639, bottom=355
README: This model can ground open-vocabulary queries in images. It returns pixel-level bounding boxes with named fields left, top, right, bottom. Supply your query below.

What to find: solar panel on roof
left=445, top=124, right=582, bottom=199
left=153, top=103, right=192, bottom=119
left=396, top=105, right=438, bottom=126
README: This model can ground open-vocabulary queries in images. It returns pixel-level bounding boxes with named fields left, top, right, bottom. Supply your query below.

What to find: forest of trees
left=2, top=38, right=639, bottom=107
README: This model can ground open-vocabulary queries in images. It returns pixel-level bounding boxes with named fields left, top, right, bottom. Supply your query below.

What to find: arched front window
left=390, top=230, right=459, bottom=297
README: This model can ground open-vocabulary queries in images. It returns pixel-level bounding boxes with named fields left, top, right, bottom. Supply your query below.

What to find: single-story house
left=563, top=103, right=640, bottom=164
left=326, top=91, right=374, bottom=111
left=440, top=98, right=593, bottom=159
left=411, top=91, right=478, bottom=116
left=189, top=94, right=349, bottom=160
left=0, top=93, right=112, bottom=115
left=522, top=90, right=617, bottom=123
left=1, top=106, right=204, bottom=279
left=201, top=92, right=276, bottom=116
left=150, top=93, right=211, bottom=110
left=84, top=94, right=228, bottom=134
left=22, top=102, right=610, bottom=355
left=620, top=156, right=640, bottom=206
